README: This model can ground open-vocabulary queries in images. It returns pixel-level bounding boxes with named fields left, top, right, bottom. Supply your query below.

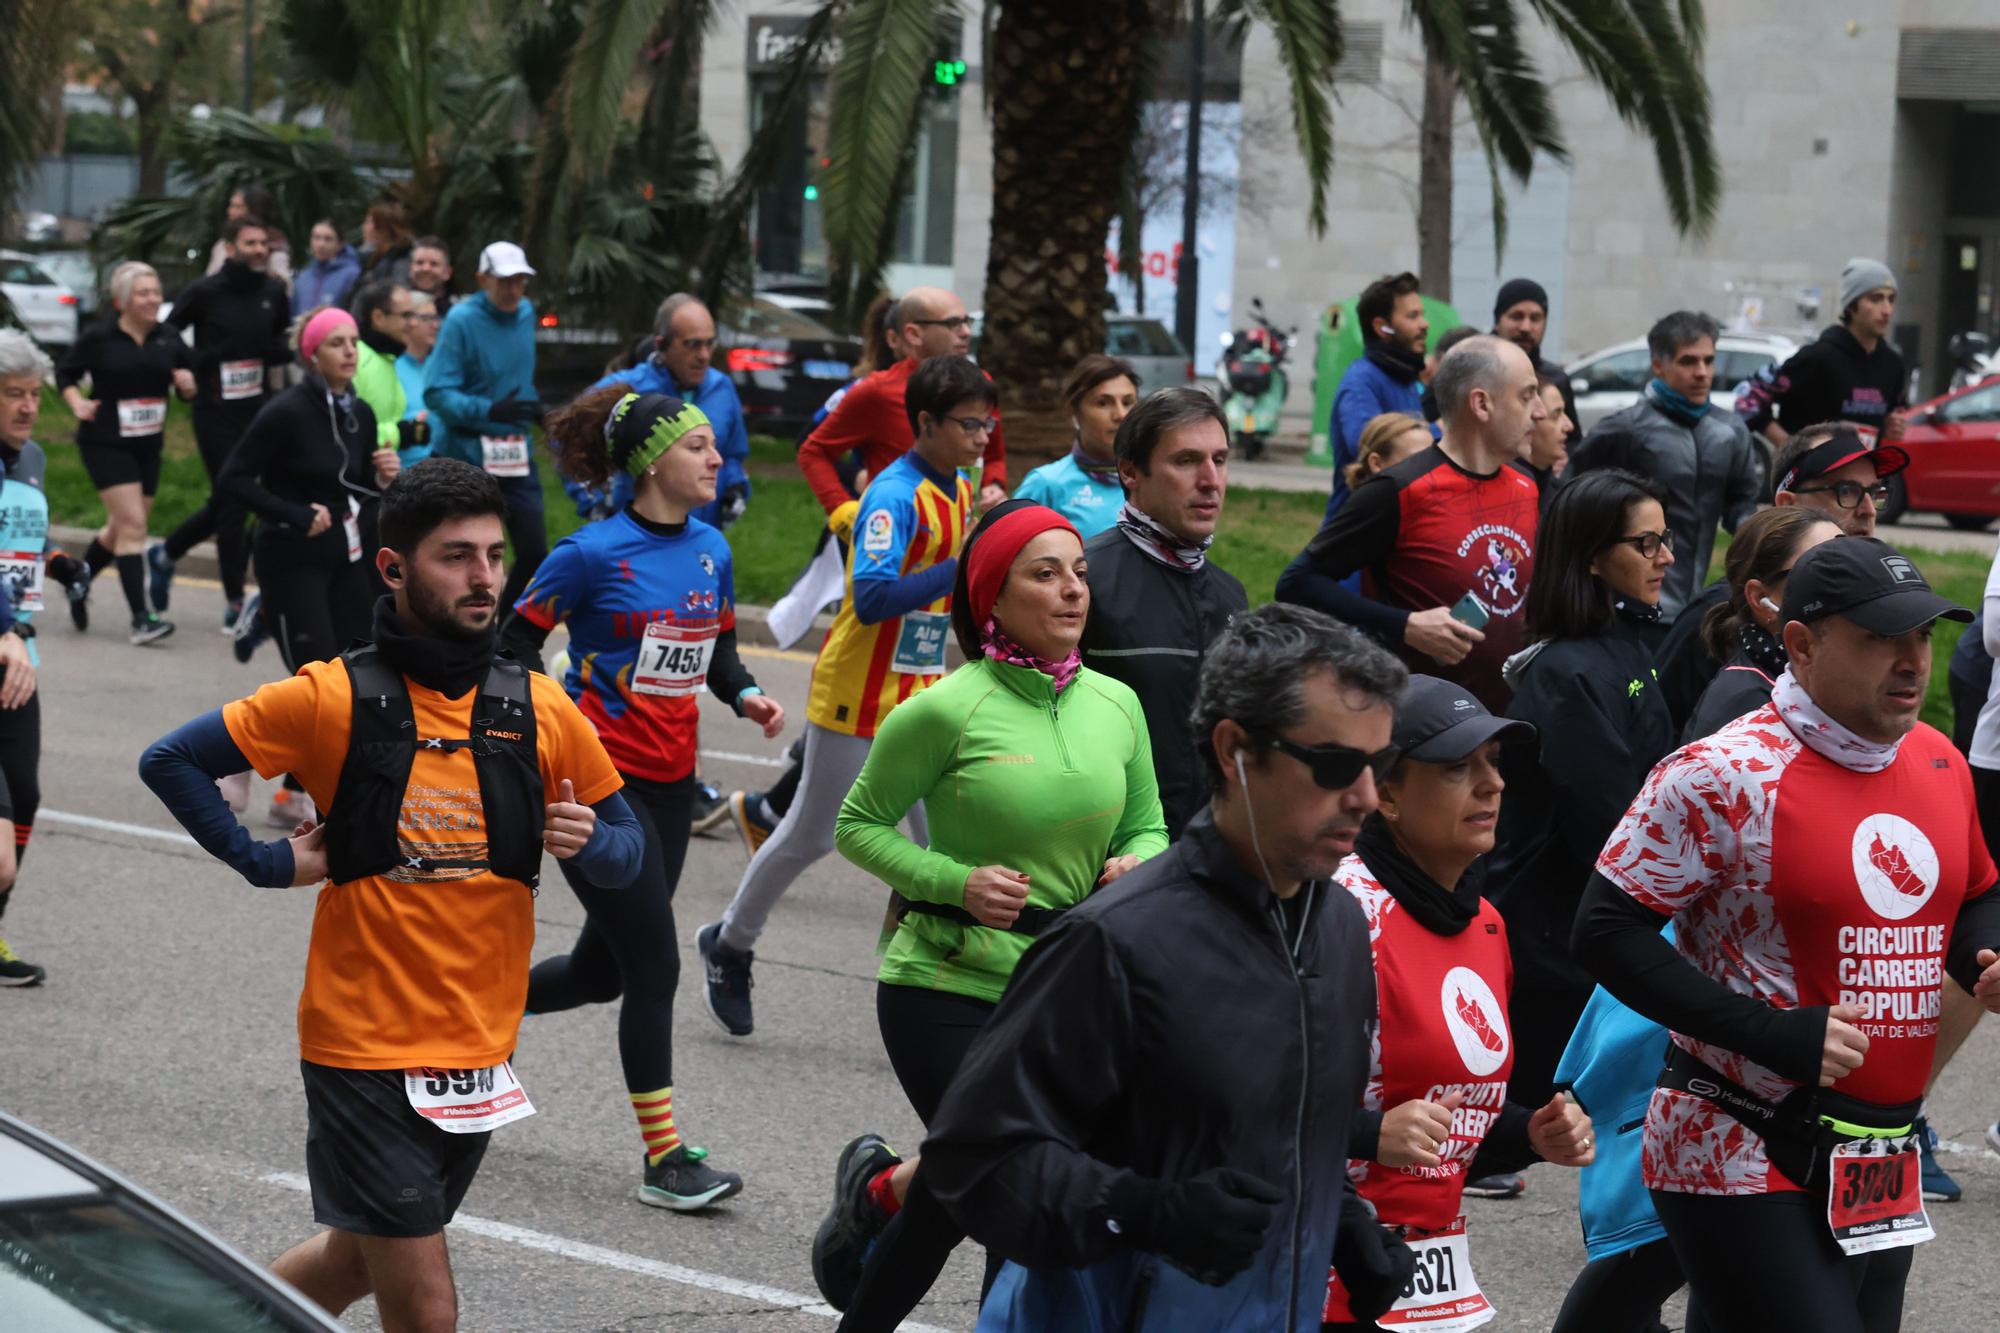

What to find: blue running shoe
left=1918, top=1117, right=1962, bottom=1203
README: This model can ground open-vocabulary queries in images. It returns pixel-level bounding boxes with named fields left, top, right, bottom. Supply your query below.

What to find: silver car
left=0, top=250, right=80, bottom=353
left=1565, top=332, right=1798, bottom=433
left=1105, top=314, right=1193, bottom=393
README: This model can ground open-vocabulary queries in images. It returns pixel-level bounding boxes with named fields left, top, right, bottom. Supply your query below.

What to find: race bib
left=0, top=548, right=43, bottom=615
left=219, top=359, right=264, bottom=402
left=1827, top=1136, right=1933, bottom=1257
left=1326, top=1219, right=1493, bottom=1332
left=891, top=609, right=949, bottom=676
left=403, top=1062, right=536, bottom=1135
left=343, top=496, right=363, bottom=564
left=632, top=621, right=717, bottom=697
left=481, top=434, right=530, bottom=478
left=117, top=397, right=168, bottom=438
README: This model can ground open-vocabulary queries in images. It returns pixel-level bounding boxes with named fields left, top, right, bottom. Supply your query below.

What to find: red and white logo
left=1439, top=966, right=1509, bottom=1077
left=1850, top=814, right=1938, bottom=920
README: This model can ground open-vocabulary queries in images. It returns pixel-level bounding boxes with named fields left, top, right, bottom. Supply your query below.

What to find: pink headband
left=300, top=307, right=357, bottom=363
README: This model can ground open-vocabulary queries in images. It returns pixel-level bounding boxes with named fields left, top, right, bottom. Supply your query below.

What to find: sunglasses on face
left=1608, top=530, right=1676, bottom=559
left=1268, top=736, right=1401, bottom=790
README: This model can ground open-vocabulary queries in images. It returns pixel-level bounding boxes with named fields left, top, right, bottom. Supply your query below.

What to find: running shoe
left=730, top=790, right=774, bottom=857
left=0, top=933, right=46, bottom=987
left=232, top=593, right=267, bottom=664
left=697, top=921, right=755, bottom=1036
left=146, top=543, right=174, bottom=612
left=692, top=780, right=731, bottom=836
left=65, top=573, right=89, bottom=631
left=812, top=1133, right=902, bottom=1311
left=1917, top=1117, right=1962, bottom=1203
left=638, top=1146, right=743, bottom=1211
left=129, top=614, right=174, bottom=646
left=221, top=597, right=244, bottom=634
left=1985, top=1120, right=2000, bottom=1158
left=1461, top=1172, right=1525, bottom=1200
left=268, top=787, right=317, bottom=830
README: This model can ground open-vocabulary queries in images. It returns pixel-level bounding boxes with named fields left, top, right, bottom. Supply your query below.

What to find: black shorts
left=78, top=439, right=164, bottom=496
left=300, top=1060, right=490, bottom=1238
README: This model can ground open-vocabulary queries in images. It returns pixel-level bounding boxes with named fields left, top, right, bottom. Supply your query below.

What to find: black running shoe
left=696, top=921, right=754, bottom=1036
left=638, top=1146, right=743, bottom=1212
left=1462, top=1171, right=1525, bottom=1199
left=691, top=781, right=731, bottom=836
left=232, top=593, right=268, bottom=663
left=146, top=543, right=174, bottom=612
left=0, top=933, right=46, bottom=986
left=65, top=574, right=89, bottom=631
left=812, top=1134, right=902, bottom=1311
left=130, top=614, right=174, bottom=646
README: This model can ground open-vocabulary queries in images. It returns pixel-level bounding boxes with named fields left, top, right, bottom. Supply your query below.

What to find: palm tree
left=0, top=4, right=65, bottom=326
left=1411, top=0, right=1720, bottom=302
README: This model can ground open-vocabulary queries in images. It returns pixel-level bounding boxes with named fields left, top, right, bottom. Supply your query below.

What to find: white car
left=0, top=249, right=80, bottom=353
left=1565, top=332, right=1798, bottom=433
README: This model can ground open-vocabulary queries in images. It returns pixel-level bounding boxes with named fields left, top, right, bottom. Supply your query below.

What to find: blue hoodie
left=1327, top=352, right=1427, bottom=518
left=567, top=361, right=752, bottom=527
left=291, top=246, right=362, bottom=317
left=424, top=291, right=539, bottom=470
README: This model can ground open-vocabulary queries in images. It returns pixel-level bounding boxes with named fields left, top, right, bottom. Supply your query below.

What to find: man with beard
left=140, top=458, right=643, bottom=1333
left=1328, top=272, right=1435, bottom=517
left=1493, top=277, right=1578, bottom=438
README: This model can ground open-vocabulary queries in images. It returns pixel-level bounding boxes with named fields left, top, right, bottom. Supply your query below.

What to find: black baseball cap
left=1775, top=426, right=1909, bottom=494
left=1778, top=536, right=1971, bottom=635
left=1394, top=675, right=1536, bottom=762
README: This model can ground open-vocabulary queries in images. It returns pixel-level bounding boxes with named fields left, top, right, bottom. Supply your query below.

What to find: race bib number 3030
left=1827, top=1137, right=1934, bottom=1257
left=403, top=1062, right=536, bottom=1135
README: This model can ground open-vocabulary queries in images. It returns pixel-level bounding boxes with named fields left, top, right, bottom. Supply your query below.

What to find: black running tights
left=1551, top=1237, right=1685, bottom=1333
left=0, top=685, right=39, bottom=920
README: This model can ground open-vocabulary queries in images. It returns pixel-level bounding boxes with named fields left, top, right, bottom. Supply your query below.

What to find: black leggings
left=165, top=401, right=257, bottom=601
left=838, top=984, right=999, bottom=1333
left=0, top=686, right=40, bottom=921
left=528, top=774, right=693, bottom=1092
left=1551, top=1237, right=1684, bottom=1333
left=1653, top=1188, right=1913, bottom=1333
left=258, top=535, right=376, bottom=675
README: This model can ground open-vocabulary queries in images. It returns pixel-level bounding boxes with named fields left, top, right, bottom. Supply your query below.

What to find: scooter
left=1217, top=298, right=1295, bottom=462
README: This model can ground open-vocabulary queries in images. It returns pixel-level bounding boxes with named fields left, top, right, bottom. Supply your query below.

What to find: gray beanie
left=1841, top=258, right=1895, bottom=315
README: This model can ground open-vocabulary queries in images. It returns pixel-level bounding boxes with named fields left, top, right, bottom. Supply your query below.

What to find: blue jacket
left=1327, top=354, right=1426, bottom=518
left=566, top=361, right=751, bottom=528
left=423, top=292, right=539, bottom=469
left=1012, top=452, right=1122, bottom=538
left=291, top=246, right=362, bottom=317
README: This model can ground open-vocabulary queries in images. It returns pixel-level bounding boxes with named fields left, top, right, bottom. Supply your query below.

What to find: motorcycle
left=1217, top=298, right=1295, bottom=461
left=1947, top=330, right=1999, bottom=393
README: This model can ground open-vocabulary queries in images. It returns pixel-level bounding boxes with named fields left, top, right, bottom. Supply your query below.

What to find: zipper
left=1047, top=694, right=1075, bottom=773
left=1266, top=883, right=1314, bottom=1332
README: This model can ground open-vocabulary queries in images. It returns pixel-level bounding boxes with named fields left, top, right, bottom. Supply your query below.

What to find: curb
left=52, top=522, right=837, bottom=651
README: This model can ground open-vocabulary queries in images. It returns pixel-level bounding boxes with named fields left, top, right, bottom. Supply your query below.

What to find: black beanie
left=1493, top=278, right=1549, bottom=321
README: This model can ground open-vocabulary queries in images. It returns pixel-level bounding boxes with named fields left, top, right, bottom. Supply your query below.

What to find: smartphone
left=1450, top=592, right=1490, bottom=630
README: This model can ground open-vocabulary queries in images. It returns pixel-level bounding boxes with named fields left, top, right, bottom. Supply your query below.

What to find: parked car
left=1106, top=314, right=1195, bottom=392
left=0, top=1110, right=342, bottom=1330
left=35, top=250, right=101, bottom=317
left=720, top=295, right=861, bottom=436
left=1881, top=374, right=2000, bottom=529
left=0, top=249, right=80, bottom=352
left=1565, top=332, right=1797, bottom=432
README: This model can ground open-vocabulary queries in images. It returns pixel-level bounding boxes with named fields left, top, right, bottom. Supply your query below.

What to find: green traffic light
left=933, top=58, right=967, bottom=85
left=804, top=184, right=819, bottom=201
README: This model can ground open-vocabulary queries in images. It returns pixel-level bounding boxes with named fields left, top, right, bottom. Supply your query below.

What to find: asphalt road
left=6, top=578, right=2000, bottom=1332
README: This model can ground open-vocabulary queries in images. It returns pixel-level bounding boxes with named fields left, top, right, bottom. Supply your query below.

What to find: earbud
left=1376, top=324, right=1392, bottom=340
left=1234, top=749, right=1247, bottom=790
left=386, top=563, right=401, bottom=579
left=1759, top=596, right=1780, bottom=614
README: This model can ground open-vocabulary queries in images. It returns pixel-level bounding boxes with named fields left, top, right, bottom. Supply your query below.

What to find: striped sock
left=632, top=1087, right=680, bottom=1165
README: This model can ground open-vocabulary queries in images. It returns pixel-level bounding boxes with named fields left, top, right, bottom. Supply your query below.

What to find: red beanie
left=965, top=505, right=1081, bottom=630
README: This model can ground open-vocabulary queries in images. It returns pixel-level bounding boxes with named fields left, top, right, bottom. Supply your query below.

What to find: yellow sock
left=632, top=1087, right=680, bottom=1164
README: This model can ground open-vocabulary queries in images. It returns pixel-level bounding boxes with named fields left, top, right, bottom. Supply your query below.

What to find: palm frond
left=1414, top=0, right=1562, bottom=185
left=559, top=0, right=665, bottom=182
left=0, top=1, right=64, bottom=214
left=1229, top=0, right=1342, bottom=231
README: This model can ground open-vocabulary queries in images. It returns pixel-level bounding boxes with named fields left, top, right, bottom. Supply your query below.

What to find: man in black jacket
left=1736, top=257, right=1907, bottom=449
left=1494, top=276, right=1578, bottom=437
left=1080, top=386, right=1247, bottom=837
left=922, top=604, right=1415, bottom=1333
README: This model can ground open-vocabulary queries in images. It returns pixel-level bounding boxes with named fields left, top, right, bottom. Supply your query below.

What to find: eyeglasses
left=675, top=337, right=718, bottom=352
left=1269, top=736, right=1401, bottom=791
left=1793, top=481, right=1890, bottom=510
left=408, top=313, right=440, bottom=324
left=1608, top=530, right=1676, bottom=559
left=945, top=415, right=999, bottom=436
left=912, top=316, right=974, bottom=332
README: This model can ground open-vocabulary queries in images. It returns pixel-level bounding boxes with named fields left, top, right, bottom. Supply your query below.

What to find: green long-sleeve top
left=353, top=341, right=405, bottom=451
left=836, top=656, right=1170, bottom=1003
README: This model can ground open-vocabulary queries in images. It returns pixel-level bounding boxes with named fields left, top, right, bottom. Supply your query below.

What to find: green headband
left=607, top=392, right=712, bottom=477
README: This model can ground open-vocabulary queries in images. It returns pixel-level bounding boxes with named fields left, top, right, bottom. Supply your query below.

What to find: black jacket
left=922, top=809, right=1377, bottom=1332
left=1079, top=528, right=1246, bottom=838
left=56, top=318, right=192, bottom=449
left=218, top=379, right=380, bottom=555
left=1683, top=653, right=1778, bottom=744
left=1653, top=580, right=1729, bottom=731
left=1486, top=612, right=1676, bottom=992
left=165, top=261, right=290, bottom=405
left=1736, top=324, right=1907, bottom=438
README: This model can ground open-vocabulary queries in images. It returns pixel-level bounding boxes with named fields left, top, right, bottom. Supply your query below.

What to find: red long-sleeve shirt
left=798, top=358, right=1008, bottom=514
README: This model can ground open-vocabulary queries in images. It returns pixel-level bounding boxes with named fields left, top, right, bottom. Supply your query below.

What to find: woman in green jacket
left=812, top=499, right=1169, bottom=1329
left=348, top=280, right=430, bottom=467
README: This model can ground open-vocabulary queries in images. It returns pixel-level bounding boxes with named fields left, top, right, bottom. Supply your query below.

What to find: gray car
left=1105, top=314, right=1193, bottom=393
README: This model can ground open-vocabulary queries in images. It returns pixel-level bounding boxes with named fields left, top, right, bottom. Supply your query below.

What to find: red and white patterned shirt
left=1597, top=703, right=1993, bottom=1196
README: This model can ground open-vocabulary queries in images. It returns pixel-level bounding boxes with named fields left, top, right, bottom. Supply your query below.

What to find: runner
left=697, top=354, right=985, bottom=1036
left=1324, top=675, right=1595, bottom=1330
left=1576, top=535, right=2000, bottom=1333
left=1737, top=260, right=1907, bottom=449
left=54, top=260, right=190, bottom=642
left=503, top=387, right=785, bottom=1209
left=139, top=458, right=642, bottom=1332
left=153, top=214, right=292, bottom=627
left=1011, top=354, right=1138, bottom=536
left=0, top=332, right=56, bottom=985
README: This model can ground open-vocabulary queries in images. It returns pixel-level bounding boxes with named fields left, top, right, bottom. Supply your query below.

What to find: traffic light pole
left=1173, top=0, right=1203, bottom=359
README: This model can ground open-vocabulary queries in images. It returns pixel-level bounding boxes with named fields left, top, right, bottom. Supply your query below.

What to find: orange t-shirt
left=223, top=659, right=622, bottom=1070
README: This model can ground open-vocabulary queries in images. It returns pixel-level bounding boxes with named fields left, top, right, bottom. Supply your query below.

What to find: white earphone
left=1759, top=596, right=1781, bottom=614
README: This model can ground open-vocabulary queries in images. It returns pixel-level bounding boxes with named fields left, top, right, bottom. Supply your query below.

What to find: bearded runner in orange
left=140, top=459, right=643, bottom=1333
left=698, top=355, right=984, bottom=1038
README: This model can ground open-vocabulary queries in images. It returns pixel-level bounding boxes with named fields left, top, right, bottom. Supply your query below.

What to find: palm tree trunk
left=1417, top=50, right=1456, bottom=304
left=134, top=93, right=172, bottom=197
left=980, top=0, right=1154, bottom=468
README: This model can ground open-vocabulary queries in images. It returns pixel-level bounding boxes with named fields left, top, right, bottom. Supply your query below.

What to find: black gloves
left=398, top=418, right=431, bottom=449
left=1333, top=1203, right=1417, bottom=1322
left=1121, top=1168, right=1285, bottom=1287
left=488, top=392, right=544, bottom=427
left=717, top=487, right=748, bottom=529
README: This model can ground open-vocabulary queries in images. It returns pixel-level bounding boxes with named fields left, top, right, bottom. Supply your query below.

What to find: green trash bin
left=1306, top=295, right=1464, bottom=467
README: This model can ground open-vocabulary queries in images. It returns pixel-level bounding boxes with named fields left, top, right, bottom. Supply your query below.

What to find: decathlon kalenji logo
left=1850, top=814, right=1938, bottom=920
left=1440, top=966, right=1509, bottom=1077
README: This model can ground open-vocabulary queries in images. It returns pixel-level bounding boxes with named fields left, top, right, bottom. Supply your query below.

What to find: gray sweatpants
left=717, top=721, right=928, bottom=951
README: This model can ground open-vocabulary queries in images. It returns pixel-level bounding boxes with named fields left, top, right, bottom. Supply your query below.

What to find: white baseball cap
left=478, top=241, right=536, bottom=278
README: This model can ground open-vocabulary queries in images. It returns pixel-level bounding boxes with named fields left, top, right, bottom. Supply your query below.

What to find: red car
left=1886, top=376, right=2000, bottom=529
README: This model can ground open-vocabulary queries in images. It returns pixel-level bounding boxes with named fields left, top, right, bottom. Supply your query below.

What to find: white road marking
left=258, top=1171, right=951, bottom=1330
left=40, top=808, right=198, bottom=846
left=699, top=748, right=789, bottom=769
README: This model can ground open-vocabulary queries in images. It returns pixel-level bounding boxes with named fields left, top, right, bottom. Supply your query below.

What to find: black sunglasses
left=1269, top=736, right=1400, bottom=790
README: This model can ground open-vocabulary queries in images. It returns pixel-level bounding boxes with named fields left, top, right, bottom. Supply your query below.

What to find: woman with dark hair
left=1684, top=507, right=1841, bottom=742
left=1477, top=470, right=1678, bottom=1196
left=358, top=200, right=414, bottom=287
left=1013, top=354, right=1139, bottom=536
left=807, top=498, right=1168, bottom=1329
left=503, top=383, right=783, bottom=1209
